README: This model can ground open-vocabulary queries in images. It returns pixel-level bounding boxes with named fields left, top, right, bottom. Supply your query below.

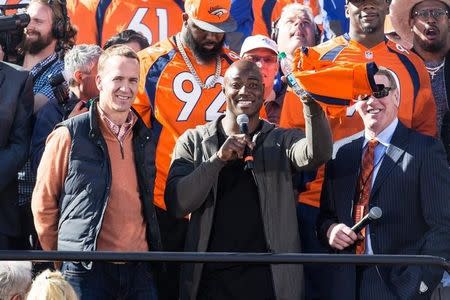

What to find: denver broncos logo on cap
left=208, top=6, right=228, bottom=19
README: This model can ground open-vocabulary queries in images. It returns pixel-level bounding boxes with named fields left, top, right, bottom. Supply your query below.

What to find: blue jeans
left=62, top=261, right=158, bottom=300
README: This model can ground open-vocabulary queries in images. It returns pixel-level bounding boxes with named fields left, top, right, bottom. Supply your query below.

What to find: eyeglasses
left=243, top=55, right=278, bottom=64
left=362, top=84, right=392, bottom=100
left=412, top=8, right=449, bottom=21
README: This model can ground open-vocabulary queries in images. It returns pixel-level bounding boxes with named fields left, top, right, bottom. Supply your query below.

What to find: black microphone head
left=236, top=114, right=249, bottom=134
left=368, top=207, right=382, bottom=220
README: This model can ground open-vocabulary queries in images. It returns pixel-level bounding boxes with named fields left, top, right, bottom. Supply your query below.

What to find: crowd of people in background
left=0, top=0, right=449, bottom=299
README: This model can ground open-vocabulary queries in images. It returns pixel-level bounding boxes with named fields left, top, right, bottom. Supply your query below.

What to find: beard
left=22, top=30, right=54, bottom=55
left=362, top=26, right=376, bottom=33
left=184, top=28, right=224, bottom=63
left=417, top=37, right=446, bottom=53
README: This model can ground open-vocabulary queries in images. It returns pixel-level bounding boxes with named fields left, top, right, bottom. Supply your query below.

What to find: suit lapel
left=0, top=64, right=5, bottom=88
left=371, top=123, right=408, bottom=197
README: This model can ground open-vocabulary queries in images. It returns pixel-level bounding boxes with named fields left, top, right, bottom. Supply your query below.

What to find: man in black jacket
left=0, top=62, right=34, bottom=250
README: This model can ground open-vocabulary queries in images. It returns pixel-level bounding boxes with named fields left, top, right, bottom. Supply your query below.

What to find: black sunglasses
left=362, top=84, right=392, bottom=100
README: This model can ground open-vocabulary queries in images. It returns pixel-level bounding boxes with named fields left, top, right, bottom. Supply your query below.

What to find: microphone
left=351, top=206, right=382, bottom=233
left=236, top=114, right=254, bottom=170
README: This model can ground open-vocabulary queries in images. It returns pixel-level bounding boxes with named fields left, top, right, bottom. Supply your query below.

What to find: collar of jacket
left=87, top=99, right=150, bottom=142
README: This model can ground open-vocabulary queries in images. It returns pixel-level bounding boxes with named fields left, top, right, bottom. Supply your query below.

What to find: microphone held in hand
left=236, top=114, right=254, bottom=170
left=351, top=206, right=382, bottom=234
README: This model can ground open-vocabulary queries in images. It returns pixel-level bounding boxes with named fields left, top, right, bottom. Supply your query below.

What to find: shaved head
left=222, top=60, right=264, bottom=120
left=224, top=60, right=263, bottom=85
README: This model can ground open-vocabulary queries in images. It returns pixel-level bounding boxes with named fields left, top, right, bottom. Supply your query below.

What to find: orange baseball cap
left=184, top=0, right=237, bottom=33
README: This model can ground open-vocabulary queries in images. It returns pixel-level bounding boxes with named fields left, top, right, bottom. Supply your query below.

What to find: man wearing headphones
left=16, top=0, right=76, bottom=250
left=273, top=3, right=321, bottom=60
left=270, top=3, right=322, bottom=119
left=20, top=0, right=76, bottom=112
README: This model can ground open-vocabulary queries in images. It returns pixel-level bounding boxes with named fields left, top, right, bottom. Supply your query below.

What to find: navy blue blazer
left=0, top=62, right=34, bottom=238
left=317, top=121, right=450, bottom=300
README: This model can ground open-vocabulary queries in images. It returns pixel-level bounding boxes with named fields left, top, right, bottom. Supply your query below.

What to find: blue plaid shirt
left=30, top=53, right=64, bottom=103
left=18, top=53, right=64, bottom=206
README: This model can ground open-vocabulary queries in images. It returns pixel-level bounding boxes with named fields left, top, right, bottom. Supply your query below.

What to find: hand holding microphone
left=351, top=206, right=382, bottom=233
left=328, top=207, right=382, bottom=250
left=236, top=114, right=255, bottom=170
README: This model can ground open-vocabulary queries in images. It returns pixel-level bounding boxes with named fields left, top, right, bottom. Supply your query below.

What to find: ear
left=182, top=13, right=189, bottom=26
left=393, top=89, right=400, bottom=107
left=345, top=4, right=350, bottom=19
left=73, top=70, right=83, bottom=84
left=11, top=293, right=22, bottom=300
left=95, top=74, right=102, bottom=91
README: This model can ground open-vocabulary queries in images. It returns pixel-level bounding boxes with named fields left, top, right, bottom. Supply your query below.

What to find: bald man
left=164, top=60, right=332, bottom=300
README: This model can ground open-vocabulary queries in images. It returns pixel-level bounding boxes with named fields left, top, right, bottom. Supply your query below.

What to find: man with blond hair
left=318, top=68, right=450, bottom=300
left=32, top=45, right=162, bottom=299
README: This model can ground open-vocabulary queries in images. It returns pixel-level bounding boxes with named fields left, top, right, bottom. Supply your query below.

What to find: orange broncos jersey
left=280, top=34, right=436, bottom=208
left=67, top=0, right=184, bottom=46
left=133, top=36, right=238, bottom=210
left=252, top=0, right=320, bottom=37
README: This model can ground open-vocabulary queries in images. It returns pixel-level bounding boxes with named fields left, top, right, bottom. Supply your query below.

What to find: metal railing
left=0, top=251, right=449, bottom=271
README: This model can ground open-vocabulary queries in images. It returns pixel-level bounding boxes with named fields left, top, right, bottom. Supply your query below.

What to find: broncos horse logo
left=208, top=6, right=228, bottom=19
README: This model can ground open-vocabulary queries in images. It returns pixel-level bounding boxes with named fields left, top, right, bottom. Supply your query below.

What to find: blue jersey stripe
left=174, top=0, right=184, bottom=11
left=144, top=49, right=177, bottom=128
left=387, top=47, right=420, bottom=100
left=262, top=0, right=277, bottom=36
left=95, top=0, right=112, bottom=46
left=320, top=45, right=346, bottom=61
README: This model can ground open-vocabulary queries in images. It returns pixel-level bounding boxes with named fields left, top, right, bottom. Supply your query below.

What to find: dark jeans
left=0, top=234, right=23, bottom=250
left=297, top=203, right=330, bottom=300
left=155, top=207, right=188, bottom=300
left=62, top=261, right=158, bottom=300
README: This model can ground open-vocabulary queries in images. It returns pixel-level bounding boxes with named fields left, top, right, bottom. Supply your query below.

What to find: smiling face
left=23, top=2, right=56, bottom=54
left=356, top=73, right=400, bottom=137
left=96, top=55, right=139, bottom=122
left=223, top=61, right=264, bottom=120
left=410, top=0, right=449, bottom=53
left=346, top=0, right=389, bottom=34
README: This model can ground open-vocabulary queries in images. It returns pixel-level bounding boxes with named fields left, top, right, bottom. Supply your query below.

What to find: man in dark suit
left=0, top=61, right=34, bottom=249
left=317, top=67, right=450, bottom=300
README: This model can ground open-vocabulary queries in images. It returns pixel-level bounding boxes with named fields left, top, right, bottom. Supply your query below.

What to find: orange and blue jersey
left=133, top=36, right=238, bottom=210
left=280, top=34, right=436, bottom=208
left=67, top=0, right=184, bottom=46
